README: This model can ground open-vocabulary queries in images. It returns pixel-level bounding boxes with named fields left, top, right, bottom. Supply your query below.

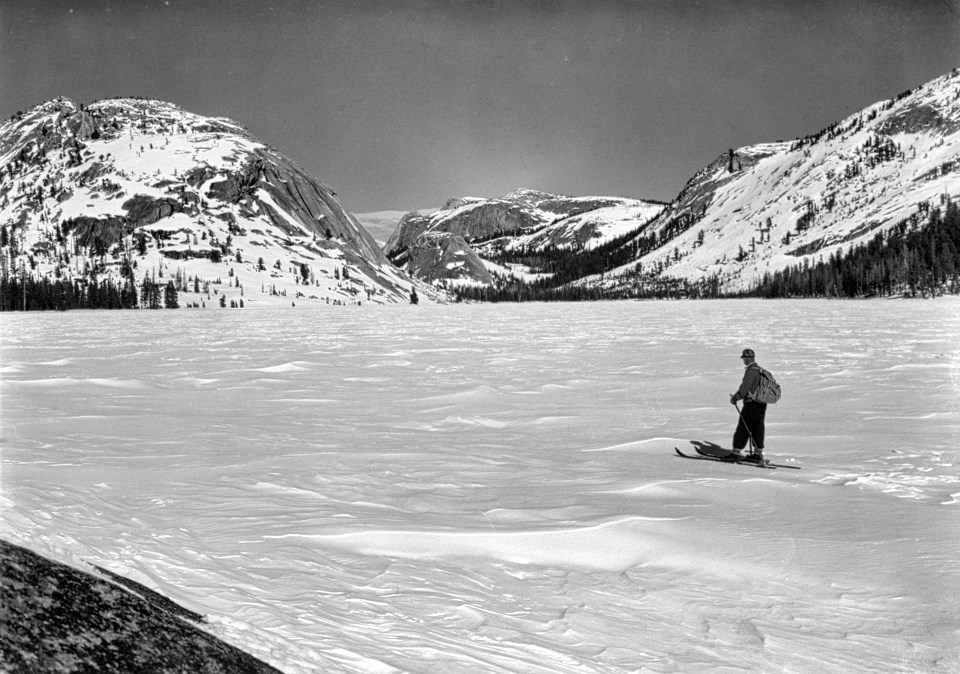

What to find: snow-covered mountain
left=0, top=98, right=432, bottom=308
left=389, top=68, right=960, bottom=298
left=384, top=188, right=666, bottom=286
left=603, top=67, right=960, bottom=295
left=5, top=68, right=958, bottom=308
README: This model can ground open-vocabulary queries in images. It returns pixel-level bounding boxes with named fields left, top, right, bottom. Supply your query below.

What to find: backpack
left=751, top=366, right=781, bottom=404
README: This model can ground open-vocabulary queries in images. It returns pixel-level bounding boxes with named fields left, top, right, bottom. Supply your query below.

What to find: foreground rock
left=0, top=540, right=282, bottom=673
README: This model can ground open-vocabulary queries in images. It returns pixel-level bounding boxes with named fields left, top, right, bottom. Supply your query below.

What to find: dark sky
left=2, top=1, right=958, bottom=213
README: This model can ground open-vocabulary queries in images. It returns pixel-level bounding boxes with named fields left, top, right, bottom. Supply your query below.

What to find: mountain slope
left=0, top=98, right=432, bottom=308
left=593, top=67, right=960, bottom=295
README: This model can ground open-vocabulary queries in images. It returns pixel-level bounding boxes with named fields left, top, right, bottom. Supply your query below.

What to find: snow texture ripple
left=2, top=300, right=959, bottom=673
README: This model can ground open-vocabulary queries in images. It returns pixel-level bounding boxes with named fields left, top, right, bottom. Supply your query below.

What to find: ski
left=675, top=447, right=802, bottom=470
left=675, top=447, right=773, bottom=468
left=691, top=446, right=802, bottom=470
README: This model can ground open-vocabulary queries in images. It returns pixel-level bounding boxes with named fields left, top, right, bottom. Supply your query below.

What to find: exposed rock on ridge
left=406, top=232, right=494, bottom=285
left=0, top=539, right=282, bottom=673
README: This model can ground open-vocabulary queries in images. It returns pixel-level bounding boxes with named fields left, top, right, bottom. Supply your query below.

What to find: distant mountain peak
left=501, top=187, right=563, bottom=203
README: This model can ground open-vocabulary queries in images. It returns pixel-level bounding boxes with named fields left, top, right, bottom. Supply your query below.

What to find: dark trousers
left=733, top=401, right=767, bottom=451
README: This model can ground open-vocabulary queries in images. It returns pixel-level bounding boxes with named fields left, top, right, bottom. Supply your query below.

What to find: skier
left=730, top=348, right=766, bottom=463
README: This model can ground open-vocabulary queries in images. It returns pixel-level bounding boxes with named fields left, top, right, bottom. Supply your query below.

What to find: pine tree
left=164, top=281, right=179, bottom=309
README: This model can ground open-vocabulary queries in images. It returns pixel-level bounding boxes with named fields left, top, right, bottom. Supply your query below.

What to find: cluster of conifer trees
left=749, top=201, right=960, bottom=298
left=483, top=225, right=646, bottom=286
left=473, top=211, right=694, bottom=299
left=0, top=275, right=184, bottom=311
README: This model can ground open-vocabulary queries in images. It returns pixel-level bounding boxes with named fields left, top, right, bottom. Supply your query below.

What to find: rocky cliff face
left=405, top=232, right=494, bottom=285
left=385, top=189, right=665, bottom=286
left=384, top=194, right=547, bottom=259
left=0, top=97, right=436, bottom=307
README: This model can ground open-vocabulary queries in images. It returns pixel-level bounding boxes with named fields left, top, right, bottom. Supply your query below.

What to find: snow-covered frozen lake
left=2, top=300, right=959, bottom=673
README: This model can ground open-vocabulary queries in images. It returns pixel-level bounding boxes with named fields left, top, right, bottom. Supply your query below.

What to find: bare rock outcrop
left=0, top=539, right=282, bottom=673
left=405, top=232, right=493, bottom=285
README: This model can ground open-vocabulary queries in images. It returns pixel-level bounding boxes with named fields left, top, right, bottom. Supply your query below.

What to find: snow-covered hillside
left=600, top=67, right=960, bottom=293
left=0, top=98, right=434, bottom=307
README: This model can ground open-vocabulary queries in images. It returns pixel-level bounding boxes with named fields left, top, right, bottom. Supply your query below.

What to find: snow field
left=1, top=299, right=959, bottom=673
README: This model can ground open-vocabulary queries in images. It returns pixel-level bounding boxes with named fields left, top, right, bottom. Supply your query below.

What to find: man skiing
left=730, top=348, right=766, bottom=464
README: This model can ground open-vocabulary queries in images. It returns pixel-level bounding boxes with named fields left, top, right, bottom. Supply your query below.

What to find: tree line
left=749, top=200, right=960, bottom=298
left=0, top=275, right=182, bottom=311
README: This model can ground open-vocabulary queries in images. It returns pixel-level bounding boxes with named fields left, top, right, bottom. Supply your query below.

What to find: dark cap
left=740, top=348, right=755, bottom=359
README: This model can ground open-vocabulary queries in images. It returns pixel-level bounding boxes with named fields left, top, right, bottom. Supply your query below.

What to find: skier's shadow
left=689, top=440, right=728, bottom=457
